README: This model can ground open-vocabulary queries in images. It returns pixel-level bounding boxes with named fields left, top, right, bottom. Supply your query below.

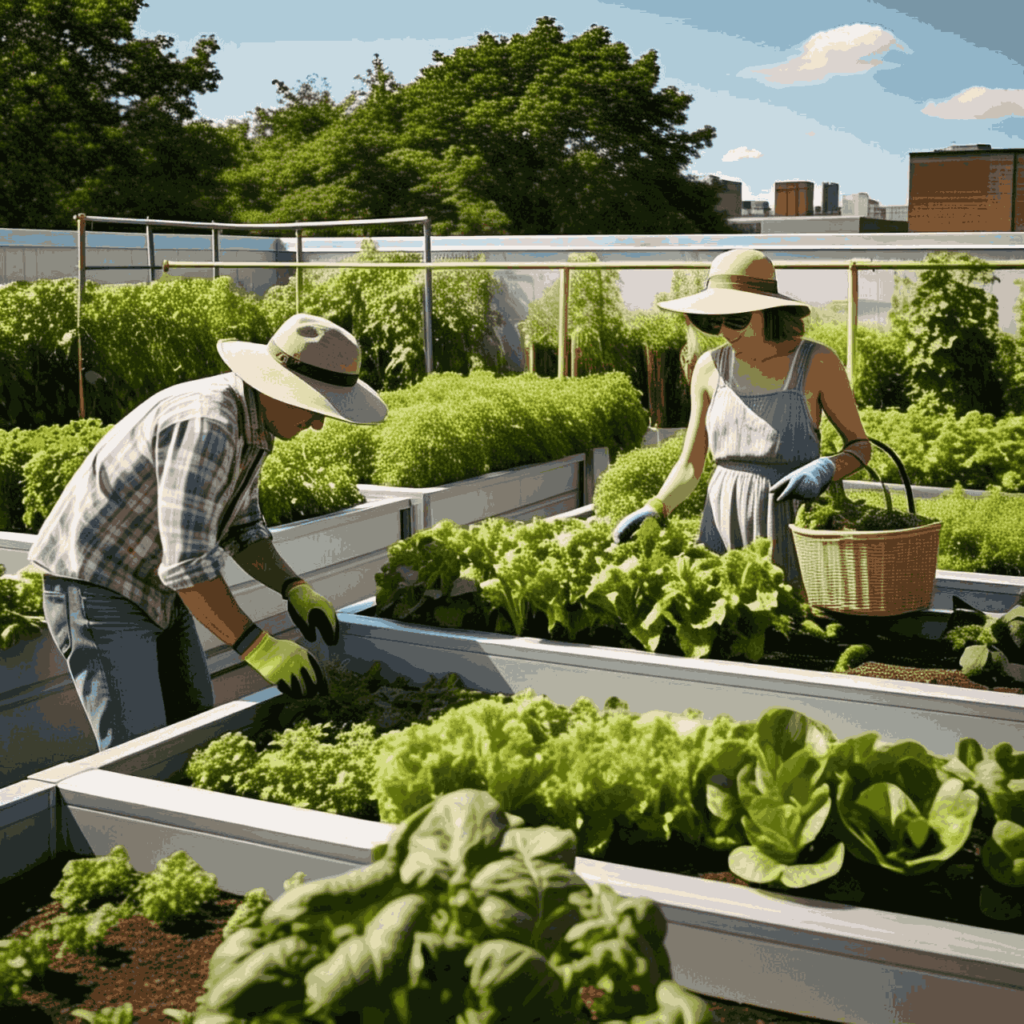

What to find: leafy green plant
left=889, top=252, right=1005, bottom=418
left=592, top=432, right=714, bottom=526
left=0, top=564, right=45, bottom=649
left=728, top=710, right=844, bottom=888
left=0, top=419, right=112, bottom=531
left=0, top=278, right=82, bottom=429
left=51, top=844, right=142, bottom=913
left=257, top=432, right=365, bottom=527
left=0, top=924, right=59, bottom=1003
left=193, top=788, right=713, bottom=1023
left=374, top=514, right=809, bottom=663
left=831, top=733, right=979, bottom=876
left=70, top=1000, right=140, bottom=1022
left=834, top=644, right=874, bottom=673
left=222, top=888, right=274, bottom=941
left=132, top=850, right=221, bottom=927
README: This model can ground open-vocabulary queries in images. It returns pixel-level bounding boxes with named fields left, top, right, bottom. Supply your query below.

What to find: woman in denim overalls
left=612, top=249, right=872, bottom=601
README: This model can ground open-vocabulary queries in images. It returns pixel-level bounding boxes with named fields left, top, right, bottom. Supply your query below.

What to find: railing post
left=295, top=229, right=303, bottom=315
left=557, top=267, right=570, bottom=379
left=212, top=227, right=220, bottom=280
left=146, top=219, right=156, bottom=282
left=76, top=213, right=86, bottom=419
left=423, top=219, right=433, bottom=375
left=846, top=260, right=858, bottom=389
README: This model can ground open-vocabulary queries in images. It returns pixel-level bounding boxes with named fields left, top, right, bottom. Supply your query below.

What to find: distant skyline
left=139, top=0, right=1024, bottom=210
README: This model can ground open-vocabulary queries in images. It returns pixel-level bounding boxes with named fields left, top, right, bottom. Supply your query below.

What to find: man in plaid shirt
left=29, top=313, right=387, bottom=751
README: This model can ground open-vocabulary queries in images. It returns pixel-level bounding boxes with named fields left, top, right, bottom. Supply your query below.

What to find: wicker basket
left=789, top=437, right=943, bottom=617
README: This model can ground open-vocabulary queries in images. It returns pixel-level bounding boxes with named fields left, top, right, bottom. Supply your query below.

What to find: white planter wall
left=0, top=451, right=611, bottom=788
left=329, top=598, right=1024, bottom=756
left=2, top=684, right=1020, bottom=1024
left=0, top=494, right=409, bottom=788
left=358, top=449, right=608, bottom=534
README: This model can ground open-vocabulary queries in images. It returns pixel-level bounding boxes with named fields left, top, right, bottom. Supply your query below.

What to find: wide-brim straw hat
left=217, top=313, right=388, bottom=424
left=658, top=249, right=810, bottom=318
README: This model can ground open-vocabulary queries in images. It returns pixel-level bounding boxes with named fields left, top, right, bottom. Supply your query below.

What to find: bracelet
left=280, top=576, right=305, bottom=600
left=232, top=623, right=265, bottom=657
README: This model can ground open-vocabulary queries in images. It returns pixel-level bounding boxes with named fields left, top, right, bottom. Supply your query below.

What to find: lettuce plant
left=831, top=734, right=979, bottom=875
left=193, top=789, right=713, bottom=1024
left=728, top=710, right=845, bottom=888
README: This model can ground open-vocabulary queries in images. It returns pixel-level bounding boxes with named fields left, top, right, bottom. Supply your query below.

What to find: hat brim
left=217, top=340, right=388, bottom=424
left=658, top=289, right=810, bottom=317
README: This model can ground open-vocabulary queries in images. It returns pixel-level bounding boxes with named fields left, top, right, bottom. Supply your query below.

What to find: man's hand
left=240, top=631, right=327, bottom=699
left=285, top=581, right=340, bottom=645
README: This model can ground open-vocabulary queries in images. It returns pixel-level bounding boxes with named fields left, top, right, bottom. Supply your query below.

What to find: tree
left=215, top=18, right=730, bottom=236
left=889, top=252, right=1004, bottom=418
left=0, top=0, right=228, bottom=229
left=399, top=18, right=730, bottom=234
left=218, top=58, right=419, bottom=234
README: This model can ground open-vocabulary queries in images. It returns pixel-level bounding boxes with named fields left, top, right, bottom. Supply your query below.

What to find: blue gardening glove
left=285, top=580, right=340, bottom=645
left=769, top=457, right=836, bottom=503
left=612, top=498, right=668, bottom=545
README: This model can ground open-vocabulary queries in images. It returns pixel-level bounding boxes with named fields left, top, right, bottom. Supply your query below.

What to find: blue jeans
left=42, top=576, right=215, bottom=751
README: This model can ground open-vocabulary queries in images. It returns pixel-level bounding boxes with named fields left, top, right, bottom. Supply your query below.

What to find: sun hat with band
left=658, top=249, right=810, bottom=318
left=217, top=313, right=387, bottom=424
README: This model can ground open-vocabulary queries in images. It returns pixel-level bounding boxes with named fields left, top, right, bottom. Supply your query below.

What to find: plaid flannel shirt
left=29, top=373, right=274, bottom=630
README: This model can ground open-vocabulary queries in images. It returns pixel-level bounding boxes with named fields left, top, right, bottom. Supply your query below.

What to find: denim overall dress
left=697, top=338, right=824, bottom=588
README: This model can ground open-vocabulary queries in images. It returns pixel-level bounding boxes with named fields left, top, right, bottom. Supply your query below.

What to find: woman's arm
left=655, top=351, right=714, bottom=514
left=815, top=347, right=872, bottom=482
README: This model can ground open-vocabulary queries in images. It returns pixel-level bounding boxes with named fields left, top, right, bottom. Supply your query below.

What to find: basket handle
left=830, top=437, right=915, bottom=515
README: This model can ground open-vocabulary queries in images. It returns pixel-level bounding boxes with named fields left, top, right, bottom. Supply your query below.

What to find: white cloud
left=722, top=146, right=762, bottom=162
left=749, top=24, right=909, bottom=86
left=922, top=86, right=1024, bottom=120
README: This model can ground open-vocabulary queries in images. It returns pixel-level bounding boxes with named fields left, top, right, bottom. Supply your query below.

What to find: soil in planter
left=0, top=855, right=245, bottom=1024
left=0, top=859, right=859, bottom=1024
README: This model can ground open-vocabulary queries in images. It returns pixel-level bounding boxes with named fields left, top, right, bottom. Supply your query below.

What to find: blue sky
left=137, top=0, right=1024, bottom=209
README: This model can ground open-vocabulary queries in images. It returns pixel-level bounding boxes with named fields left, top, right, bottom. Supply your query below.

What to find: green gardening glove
left=240, top=631, right=328, bottom=699
left=285, top=580, right=340, bottom=645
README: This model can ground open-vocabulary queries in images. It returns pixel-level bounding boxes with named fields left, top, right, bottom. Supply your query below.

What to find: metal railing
left=161, top=254, right=1024, bottom=392
left=72, top=213, right=434, bottom=417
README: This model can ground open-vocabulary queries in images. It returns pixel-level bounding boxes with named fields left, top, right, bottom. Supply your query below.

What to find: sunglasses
left=688, top=311, right=754, bottom=335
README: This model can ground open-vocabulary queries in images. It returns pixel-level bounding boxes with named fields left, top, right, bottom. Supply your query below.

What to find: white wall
left=3, top=227, right=1022, bottom=346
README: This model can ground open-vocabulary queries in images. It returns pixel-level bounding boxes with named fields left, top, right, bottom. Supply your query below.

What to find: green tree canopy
left=0, top=0, right=229, bottom=229
left=216, top=18, right=730, bottom=236
left=399, top=18, right=728, bottom=234
left=889, top=252, right=1004, bottom=418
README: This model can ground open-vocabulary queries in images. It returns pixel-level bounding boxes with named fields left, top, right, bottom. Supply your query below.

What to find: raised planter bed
left=330, top=595, right=1024, bottom=755
left=4, top=684, right=1022, bottom=1024
left=0, top=449, right=611, bottom=789
left=358, top=448, right=609, bottom=534
left=0, top=493, right=410, bottom=788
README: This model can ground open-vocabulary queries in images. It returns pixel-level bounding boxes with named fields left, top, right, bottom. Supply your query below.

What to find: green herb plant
left=192, top=788, right=713, bottom=1023
left=0, top=563, right=45, bottom=649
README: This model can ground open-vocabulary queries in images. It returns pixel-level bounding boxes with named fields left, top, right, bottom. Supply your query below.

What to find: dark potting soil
left=0, top=854, right=245, bottom=1024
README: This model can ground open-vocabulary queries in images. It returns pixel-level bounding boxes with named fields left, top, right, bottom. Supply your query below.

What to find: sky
left=135, top=0, right=1024, bottom=210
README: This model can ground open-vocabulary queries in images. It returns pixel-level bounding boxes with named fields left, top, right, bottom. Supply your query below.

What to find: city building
left=741, top=201, right=771, bottom=216
left=842, top=193, right=884, bottom=219
left=774, top=181, right=814, bottom=216
left=908, top=145, right=1024, bottom=231
left=707, top=176, right=742, bottom=218
left=821, top=183, right=840, bottom=215
left=882, top=205, right=909, bottom=222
